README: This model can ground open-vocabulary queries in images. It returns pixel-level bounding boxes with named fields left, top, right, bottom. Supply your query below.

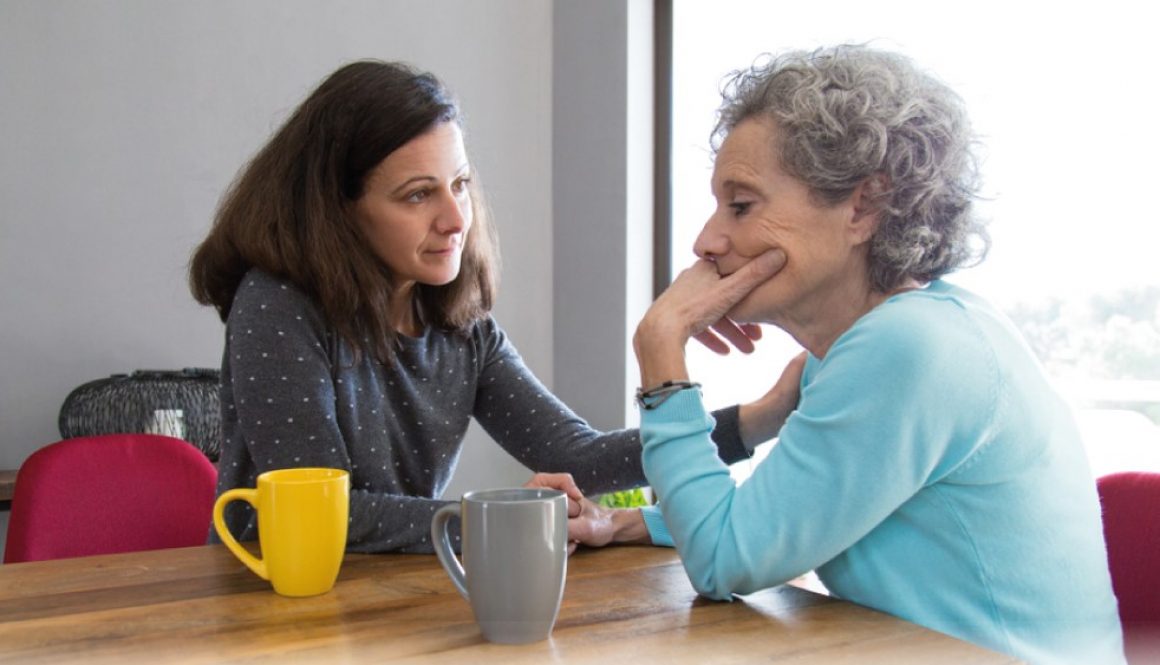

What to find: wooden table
left=0, top=545, right=1019, bottom=664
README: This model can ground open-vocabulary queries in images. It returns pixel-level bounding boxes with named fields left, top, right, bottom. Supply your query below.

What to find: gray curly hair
left=713, top=45, right=988, bottom=291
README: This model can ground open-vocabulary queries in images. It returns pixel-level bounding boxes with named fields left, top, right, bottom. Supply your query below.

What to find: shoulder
left=232, top=269, right=314, bottom=310
left=228, top=269, right=326, bottom=329
left=467, top=315, right=508, bottom=349
left=465, top=316, right=535, bottom=371
left=854, top=281, right=986, bottom=355
left=819, top=281, right=1000, bottom=390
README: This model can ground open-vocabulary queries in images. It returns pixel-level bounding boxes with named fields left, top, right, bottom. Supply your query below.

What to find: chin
left=425, top=268, right=463, bottom=287
left=726, top=289, right=775, bottom=325
left=725, top=301, right=759, bottom=325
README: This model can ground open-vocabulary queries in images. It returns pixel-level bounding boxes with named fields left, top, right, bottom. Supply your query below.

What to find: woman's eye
left=729, top=201, right=752, bottom=216
left=452, top=177, right=471, bottom=194
left=406, top=189, right=430, bottom=203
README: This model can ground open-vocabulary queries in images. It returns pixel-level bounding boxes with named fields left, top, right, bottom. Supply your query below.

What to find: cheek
left=731, top=225, right=782, bottom=260
left=462, top=204, right=474, bottom=232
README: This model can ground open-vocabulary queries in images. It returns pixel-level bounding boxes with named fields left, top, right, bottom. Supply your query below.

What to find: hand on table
left=524, top=473, right=652, bottom=553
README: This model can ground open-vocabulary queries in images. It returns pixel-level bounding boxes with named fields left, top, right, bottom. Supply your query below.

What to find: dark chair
left=58, top=368, right=223, bottom=461
left=1097, top=471, right=1160, bottom=663
left=3, top=434, right=218, bottom=563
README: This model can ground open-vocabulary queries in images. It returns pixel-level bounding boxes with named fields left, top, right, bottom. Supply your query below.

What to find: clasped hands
left=522, top=473, right=651, bottom=554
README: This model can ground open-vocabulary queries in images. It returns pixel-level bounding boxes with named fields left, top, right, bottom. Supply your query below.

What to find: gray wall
left=0, top=1, right=648, bottom=552
left=553, top=0, right=653, bottom=432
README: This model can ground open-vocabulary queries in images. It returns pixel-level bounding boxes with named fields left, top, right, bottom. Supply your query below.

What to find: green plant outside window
left=596, top=488, right=650, bottom=508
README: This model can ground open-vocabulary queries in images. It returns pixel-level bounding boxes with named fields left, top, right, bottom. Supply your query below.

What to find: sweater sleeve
left=470, top=319, right=749, bottom=496
left=641, top=301, right=993, bottom=599
left=224, top=278, right=353, bottom=473
left=220, top=276, right=459, bottom=554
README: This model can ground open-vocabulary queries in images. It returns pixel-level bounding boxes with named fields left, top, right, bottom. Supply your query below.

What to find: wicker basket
left=58, top=368, right=222, bottom=461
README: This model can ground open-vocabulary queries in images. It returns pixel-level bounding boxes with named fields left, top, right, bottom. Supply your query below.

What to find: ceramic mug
left=431, top=488, right=569, bottom=643
left=213, top=467, right=349, bottom=597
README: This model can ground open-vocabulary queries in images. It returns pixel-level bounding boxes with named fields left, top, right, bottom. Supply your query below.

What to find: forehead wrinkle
left=712, top=166, right=765, bottom=200
left=713, top=153, right=766, bottom=196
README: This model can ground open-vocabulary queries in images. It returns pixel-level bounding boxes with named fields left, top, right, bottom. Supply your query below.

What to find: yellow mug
left=213, top=467, right=350, bottom=597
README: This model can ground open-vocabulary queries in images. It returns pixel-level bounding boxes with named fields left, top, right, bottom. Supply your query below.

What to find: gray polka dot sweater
left=213, top=269, right=748, bottom=553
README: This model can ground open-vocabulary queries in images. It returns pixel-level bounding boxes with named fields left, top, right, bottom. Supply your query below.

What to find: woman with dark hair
left=190, top=60, right=769, bottom=554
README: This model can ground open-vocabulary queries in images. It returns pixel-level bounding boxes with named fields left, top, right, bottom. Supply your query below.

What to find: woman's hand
left=739, top=351, right=807, bottom=447
left=566, top=496, right=651, bottom=549
left=524, top=472, right=584, bottom=518
left=634, top=249, right=786, bottom=387
left=523, top=473, right=651, bottom=551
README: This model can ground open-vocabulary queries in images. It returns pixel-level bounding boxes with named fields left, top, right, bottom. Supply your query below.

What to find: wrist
left=739, top=390, right=795, bottom=448
left=738, top=401, right=773, bottom=449
left=611, top=508, right=652, bottom=545
left=633, top=334, right=689, bottom=388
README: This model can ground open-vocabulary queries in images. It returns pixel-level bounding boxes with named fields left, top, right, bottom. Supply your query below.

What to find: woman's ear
left=849, top=173, right=890, bottom=243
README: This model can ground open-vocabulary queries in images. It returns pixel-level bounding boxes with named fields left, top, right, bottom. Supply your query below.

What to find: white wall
left=0, top=0, right=555, bottom=485
left=0, top=1, right=649, bottom=554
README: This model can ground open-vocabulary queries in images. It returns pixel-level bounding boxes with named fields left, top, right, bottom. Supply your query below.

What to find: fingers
left=673, top=249, right=786, bottom=344
left=709, top=318, right=757, bottom=354
left=714, top=248, right=786, bottom=308
left=524, top=472, right=583, bottom=501
left=693, top=329, right=730, bottom=355
left=690, top=250, right=783, bottom=352
left=746, top=249, right=788, bottom=282
left=693, top=316, right=764, bottom=355
left=565, top=498, right=615, bottom=549
left=524, top=473, right=584, bottom=517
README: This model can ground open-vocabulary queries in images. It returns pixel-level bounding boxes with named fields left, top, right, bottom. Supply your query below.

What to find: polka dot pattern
left=210, top=269, right=746, bottom=554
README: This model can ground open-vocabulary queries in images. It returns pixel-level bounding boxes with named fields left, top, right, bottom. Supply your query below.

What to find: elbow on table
left=684, top=562, right=741, bottom=602
left=683, top=545, right=792, bottom=601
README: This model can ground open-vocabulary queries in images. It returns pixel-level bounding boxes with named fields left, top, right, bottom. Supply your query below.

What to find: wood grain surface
left=0, top=544, right=1020, bottom=663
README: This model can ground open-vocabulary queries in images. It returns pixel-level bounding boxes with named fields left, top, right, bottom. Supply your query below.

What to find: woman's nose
left=692, top=214, right=729, bottom=260
left=434, top=191, right=468, bottom=234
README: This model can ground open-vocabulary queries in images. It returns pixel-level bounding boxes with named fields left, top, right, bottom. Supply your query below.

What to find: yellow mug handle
left=213, top=488, right=268, bottom=581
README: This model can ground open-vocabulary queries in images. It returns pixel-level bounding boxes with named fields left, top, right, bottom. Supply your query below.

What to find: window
left=668, top=0, right=1160, bottom=478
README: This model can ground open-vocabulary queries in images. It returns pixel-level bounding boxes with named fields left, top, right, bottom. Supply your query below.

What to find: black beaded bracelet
left=635, top=380, right=701, bottom=410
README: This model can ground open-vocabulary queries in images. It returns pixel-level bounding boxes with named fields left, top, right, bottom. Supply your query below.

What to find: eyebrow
left=390, top=176, right=436, bottom=196
left=713, top=177, right=760, bottom=198
left=388, top=164, right=471, bottom=196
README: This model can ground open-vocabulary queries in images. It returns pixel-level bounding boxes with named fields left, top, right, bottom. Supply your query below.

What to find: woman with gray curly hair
left=621, top=45, right=1124, bottom=664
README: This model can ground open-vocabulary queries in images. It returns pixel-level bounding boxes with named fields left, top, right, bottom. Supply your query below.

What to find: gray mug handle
left=431, top=503, right=469, bottom=600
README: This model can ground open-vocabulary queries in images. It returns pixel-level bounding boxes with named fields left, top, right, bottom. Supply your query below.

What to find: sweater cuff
left=640, top=504, right=673, bottom=548
left=708, top=404, right=752, bottom=462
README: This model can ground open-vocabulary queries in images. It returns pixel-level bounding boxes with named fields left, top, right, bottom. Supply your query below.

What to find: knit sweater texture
left=641, top=280, right=1125, bottom=665
left=213, top=269, right=747, bottom=553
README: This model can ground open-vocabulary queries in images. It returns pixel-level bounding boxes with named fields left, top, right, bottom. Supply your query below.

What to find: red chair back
left=3, top=434, right=218, bottom=563
left=1098, top=471, right=1160, bottom=663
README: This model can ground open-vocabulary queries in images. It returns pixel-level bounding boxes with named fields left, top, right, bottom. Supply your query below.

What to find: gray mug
left=431, top=488, right=569, bottom=644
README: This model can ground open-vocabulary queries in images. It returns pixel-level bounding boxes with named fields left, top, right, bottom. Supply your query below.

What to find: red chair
left=1098, top=471, right=1160, bottom=664
left=3, top=434, right=218, bottom=564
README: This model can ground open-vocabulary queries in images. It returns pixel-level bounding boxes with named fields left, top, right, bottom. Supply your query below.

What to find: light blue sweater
left=640, top=280, right=1124, bottom=665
